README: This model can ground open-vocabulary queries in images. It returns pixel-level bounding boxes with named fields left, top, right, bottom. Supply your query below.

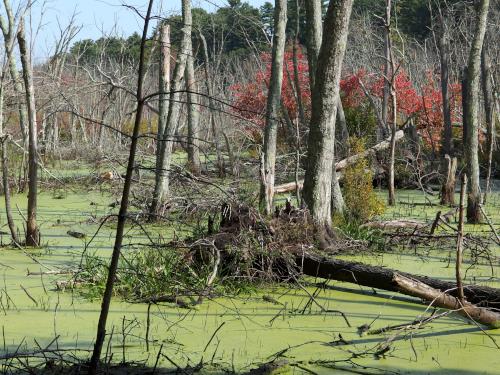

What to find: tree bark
left=185, top=28, right=201, bottom=174
left=0, top=137, right=19, bottom=245
left=259, top=0, right=287, bottom=215
left=89, top=1, right=155, bottom=373
left=298, top=253, right=500, bottom=309
left=385, top=0, right=397, bottom=206
left=0, top=3, right=29, bottom=144
left=302, top=0, right=353, bottom=226
left=465, top=0, right=489, bottom=224
left=393, top=273, right=500, bottom=328
left=481, top=44, right=495, bottom=204
left=17, top=17, right=39, bottom=247
left=150, top=24, right=171, bottom=218
left=150, top=0, right=191, bottom=217
left=437, top=15, right=453, bottom=156
left=305, top=0, right=345, bottom=215
left=199, top=31, right=225, bottom=177
left=440, top=155, right=457, bottom=206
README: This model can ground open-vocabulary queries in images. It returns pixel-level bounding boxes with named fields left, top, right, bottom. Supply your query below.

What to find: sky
left=26, top=0, right=267, bottom=62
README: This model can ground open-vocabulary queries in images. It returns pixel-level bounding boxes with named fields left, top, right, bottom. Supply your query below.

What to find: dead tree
left=17, top=16, right=39, bottom=247
left=151, top=23, right=171, bottom=218
left=185, top=25, right=201, bottom=174
left=302, top=0, right=354, bottom=227
left=89, top=1, right=155, bottom=373
left=0, top=1, right=28, bottom=144
left=465, top=0, right=490, bottom=224
left=385, top=0, right=397, bottom=206
left=437, top=10, right=453, bottom=156
left=440, top=154, right=457, bottom=205
left=150, top=0, right=192, bottom=218
left=481, top=42, right=495, bottom=204
left=260, top=0, right=287, bottom=215
left=199, top=31, right=225, bottom=177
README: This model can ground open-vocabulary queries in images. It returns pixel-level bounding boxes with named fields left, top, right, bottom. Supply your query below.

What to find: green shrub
left=342, top=137, right=385, bottom=222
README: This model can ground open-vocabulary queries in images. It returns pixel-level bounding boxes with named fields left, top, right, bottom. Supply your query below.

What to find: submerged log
left=393, top=273, right=500, bottom=327
left=361, top=219, right=427, bottom=230
left=275, top=130, right=404, bottom=194
left=299, top=253, right=500, bottom=309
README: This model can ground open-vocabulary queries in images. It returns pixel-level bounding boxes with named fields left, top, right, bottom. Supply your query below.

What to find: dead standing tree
left=0, top=0, right=28, bottom=145
left=89, top=1, right=155, bottom=373
left=302, top=0, right=354, bottom=229
left=185, top=25, right=201, bottom=174
left=17, top=15, right=39, bottom=246
left=259, top=0, right=287, bottom=215
left=150, top=0, right=191, bottom=218
left=464, top=0, right=489, bottom=224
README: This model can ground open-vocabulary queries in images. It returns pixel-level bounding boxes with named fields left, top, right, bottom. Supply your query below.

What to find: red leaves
left=231, top=51, right=463, bottom=150
left=230, top=48, right=311, bottom=128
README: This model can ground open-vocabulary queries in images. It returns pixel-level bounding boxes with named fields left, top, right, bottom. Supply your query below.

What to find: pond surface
left=0, top=186, right=499, bottom=374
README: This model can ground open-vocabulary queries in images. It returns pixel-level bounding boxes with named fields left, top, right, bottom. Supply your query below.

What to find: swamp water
left=0, top=188, right=499, bottom=374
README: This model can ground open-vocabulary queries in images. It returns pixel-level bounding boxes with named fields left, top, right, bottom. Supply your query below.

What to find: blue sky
left=28, top=0, right=267, bottom=62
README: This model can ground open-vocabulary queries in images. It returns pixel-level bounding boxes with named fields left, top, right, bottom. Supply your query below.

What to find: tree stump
left=440, top=155, right=457, bottom=206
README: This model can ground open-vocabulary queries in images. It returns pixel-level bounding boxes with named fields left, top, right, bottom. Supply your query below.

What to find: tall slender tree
left=151, top=23, right=171, bottom=218
left=259, top=0, right=287, bottom=215
left=481, top=40, right=495, bottom=203
left=437, top=10, right=453, bottom=156
left=150, top=0, right=192, bottom=217
left=89, top=1, right=155, bottom=373
left=302, top=0, right=354, bottom=227
left=304, top=0, right=345, bottom=214
left=464, top=0, right=490, bottom=223
left=17, top=16, right=39, bottom=246
left=185, top=26, right=201, bottom=174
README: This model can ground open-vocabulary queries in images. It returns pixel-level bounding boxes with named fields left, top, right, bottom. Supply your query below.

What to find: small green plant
left=342, top=137, right=385, bottom=223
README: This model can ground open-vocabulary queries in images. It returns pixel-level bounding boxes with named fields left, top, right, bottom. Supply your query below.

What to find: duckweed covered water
left=0, top=187, right=499, bottom=374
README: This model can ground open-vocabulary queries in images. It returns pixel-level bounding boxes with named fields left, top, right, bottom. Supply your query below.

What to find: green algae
left=0, top=188, right=499, bottom=374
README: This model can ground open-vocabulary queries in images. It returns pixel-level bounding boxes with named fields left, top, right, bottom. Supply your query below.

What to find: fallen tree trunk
left=299, top=253, right=500, bottom=309
left=275, top=130, right=404, bottom=194
left=393, top=273, right=500, bottom=327
left=361, top=219, right=427, bottom=230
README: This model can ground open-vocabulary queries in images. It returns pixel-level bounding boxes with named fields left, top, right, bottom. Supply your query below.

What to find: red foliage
left=231, top=51, right=463, bottom=149
left=230, top=48, right=311, bottom=127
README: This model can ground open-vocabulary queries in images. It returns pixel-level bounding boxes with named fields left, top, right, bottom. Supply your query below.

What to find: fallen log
left=275, top=130, right=404, bottom=194
left=361, top=219, right=427, bottom=230
left=298, top=253, right=500, bottom=309
left=393, top=273, right=500, bottom=328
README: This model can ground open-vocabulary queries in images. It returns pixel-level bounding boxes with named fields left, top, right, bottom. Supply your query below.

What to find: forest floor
left=0, top=160, right=499, bottom=374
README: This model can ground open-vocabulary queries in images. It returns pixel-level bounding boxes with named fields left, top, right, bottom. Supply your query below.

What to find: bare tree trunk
left=456, top=173, right=467, bottom=304
left=199, top=32, right=225, bottom=177
left=437, top=14, right=453, bottom=156
left=185, top=30, right=201, bottom=174
left=150, top=0, right=191, bottom=217
left=150, top=24, right=171, bottom=218
left=89, top=1, right=154, bottom=373
left=385, top=0, right=397, bottom=206
left=17, top=17, right=39, bottom=247
left=465, top=0, right=489, bottom=224
left=259, top=0, right=287, bottom=215
left=305, top=0, right=345, bottom=215
left=302, top=0, right=354, bottom=227
left=440, top=155, right=457, bottom=205
left=0, top=3, right=29, bottom=144
left=0, top=136, right=19, bottom=245
left=481, top=44, right=495, bottom=204
left=0, top=74, right=19, bottom=245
